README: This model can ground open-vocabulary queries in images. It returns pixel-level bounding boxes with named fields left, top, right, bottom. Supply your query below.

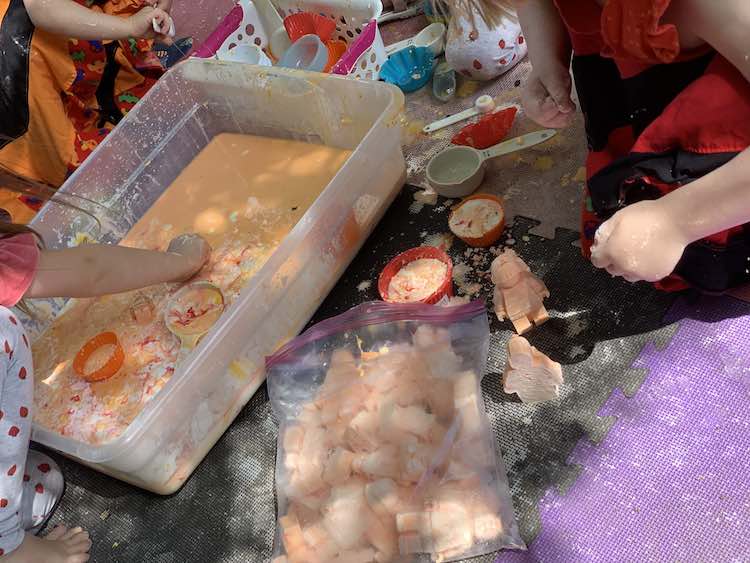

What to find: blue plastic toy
left=380, top=46, right=434, bottom=93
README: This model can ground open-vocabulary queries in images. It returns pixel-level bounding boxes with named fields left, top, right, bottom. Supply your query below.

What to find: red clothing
left=554, top=0, right=750, bottom=293
left=0, top=234, right=39, bottom=307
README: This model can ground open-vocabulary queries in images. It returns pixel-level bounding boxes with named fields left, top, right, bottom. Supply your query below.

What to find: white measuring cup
left=385, top=23, right=445, bottom=57
left=165, top=281, right=225, bottom=358
left=426, top=129, right=557, bottom=198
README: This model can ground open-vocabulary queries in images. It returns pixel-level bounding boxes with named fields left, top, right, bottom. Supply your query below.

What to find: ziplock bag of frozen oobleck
left=266, top=300, right=524, bottom=563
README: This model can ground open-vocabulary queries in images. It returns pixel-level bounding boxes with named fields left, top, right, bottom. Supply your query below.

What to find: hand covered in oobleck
left=590, top=199, right=690, bottom=283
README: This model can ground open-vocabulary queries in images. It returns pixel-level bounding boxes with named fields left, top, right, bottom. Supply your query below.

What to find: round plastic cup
left=277, top=34, right=328, bottom=72
left=449, top=193, right=506, bottom=248
left=378, top=246, right=454, bottom=304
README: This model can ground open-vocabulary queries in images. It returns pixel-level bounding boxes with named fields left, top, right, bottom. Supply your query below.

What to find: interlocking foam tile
left=497, top=295, right=750, bottom=562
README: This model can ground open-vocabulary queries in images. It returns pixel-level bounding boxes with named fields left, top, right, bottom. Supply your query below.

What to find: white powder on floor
left=357, top=280, right=372, bottom=292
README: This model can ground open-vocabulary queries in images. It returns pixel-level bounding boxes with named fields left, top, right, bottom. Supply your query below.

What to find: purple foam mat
left=498, top=295, right=750, bottom=562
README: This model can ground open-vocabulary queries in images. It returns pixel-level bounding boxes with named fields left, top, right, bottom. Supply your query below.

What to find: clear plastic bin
left=26, top=60, right=406, bottom=494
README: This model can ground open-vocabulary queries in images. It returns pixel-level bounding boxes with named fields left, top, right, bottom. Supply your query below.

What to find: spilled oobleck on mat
left=32, top=133, right=351, bottom=445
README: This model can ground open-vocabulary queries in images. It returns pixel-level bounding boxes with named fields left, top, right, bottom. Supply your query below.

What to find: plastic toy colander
left=275, top=0, right=387, bottom=80
left=379, top=45, right=434, bottom=92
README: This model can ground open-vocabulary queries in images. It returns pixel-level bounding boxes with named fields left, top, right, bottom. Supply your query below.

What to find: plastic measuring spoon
left=423, top=95, right=499, bottom=133
left=165, top=281, right=225, bottom=355
left=385, top=22, right=446, bottom=57
left=426, top=129, right=557, bottom=197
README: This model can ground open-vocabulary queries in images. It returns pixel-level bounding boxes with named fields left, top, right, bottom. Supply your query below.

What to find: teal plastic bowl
left=380, top=46, right=434, bottom=93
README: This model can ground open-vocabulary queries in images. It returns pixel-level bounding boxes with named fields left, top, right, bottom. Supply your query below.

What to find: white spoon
left=385, top=23, right=445, bottom=57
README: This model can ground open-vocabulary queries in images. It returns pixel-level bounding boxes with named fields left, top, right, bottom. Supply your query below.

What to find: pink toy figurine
left=490, top=249, right=549, bottom=334
left=503, top=335, right=563, bottom=403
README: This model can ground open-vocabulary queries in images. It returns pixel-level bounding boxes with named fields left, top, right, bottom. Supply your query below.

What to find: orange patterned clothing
left=0, top=0, right=164, bottom=222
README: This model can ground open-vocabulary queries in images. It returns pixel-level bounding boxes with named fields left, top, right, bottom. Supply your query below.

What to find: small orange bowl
left=448, top=193, right=506, bottom=248
left=73, top=331, right=124, bottom=383
left=378, top=246, right=453, bottom=304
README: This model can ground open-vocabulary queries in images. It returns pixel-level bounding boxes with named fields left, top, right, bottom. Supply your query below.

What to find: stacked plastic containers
left=26, top=60, right=406, bottom=494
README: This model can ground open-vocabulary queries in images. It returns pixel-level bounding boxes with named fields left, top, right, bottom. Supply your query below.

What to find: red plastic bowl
left=378, top=246, right=454, bottom=304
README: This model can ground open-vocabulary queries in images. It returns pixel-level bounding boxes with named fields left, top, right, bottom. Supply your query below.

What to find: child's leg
left=0, top=311, right=34, bottom=556
left=20, top=450, right=65, bottom=534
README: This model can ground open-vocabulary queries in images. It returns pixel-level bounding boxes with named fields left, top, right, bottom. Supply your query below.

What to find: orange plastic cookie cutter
left=73, top=331, right=124, bottom=383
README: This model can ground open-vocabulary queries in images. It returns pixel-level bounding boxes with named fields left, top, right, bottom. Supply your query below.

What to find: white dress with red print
left=445, top=10, right=527, bottom=81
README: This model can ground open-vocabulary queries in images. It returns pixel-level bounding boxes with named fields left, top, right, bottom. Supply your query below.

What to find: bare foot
left=3, top=526, right=90, bottom=562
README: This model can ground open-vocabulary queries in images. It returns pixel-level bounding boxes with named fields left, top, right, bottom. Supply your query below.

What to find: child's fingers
left=590, top=247, right=611, bottom=270
left=150, top=8, right=174, bottom=37
left=543, top=73, right=575, bottom=114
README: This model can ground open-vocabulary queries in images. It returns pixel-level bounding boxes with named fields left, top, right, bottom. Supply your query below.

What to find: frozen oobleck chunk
left=365, top=478, right=414, bottom=518
left=352, top=445, right=401, bottom=480
left=503, top=335, right=563, bottom=403
left=283, top=425, right=305, bottom=453
left=399, top=439, right=438, bottom=483
left=491, top=249, right=550, bottom=335
left=322, top=447, right=355, bottom=485
left=426, top=379, right=455, bottom=422
left=322, top=479, right=369, bottom=551
left=345, top=410, right=380, bottom=453
left=364, top=507, right=397, bottom=561
left=412, top=325, right=462, bottom=378
left=390, top=404, right=436, bottom=439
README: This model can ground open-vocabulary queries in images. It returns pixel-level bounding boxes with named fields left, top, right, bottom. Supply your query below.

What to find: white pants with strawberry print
left=0, top=308, right=64, bottom=557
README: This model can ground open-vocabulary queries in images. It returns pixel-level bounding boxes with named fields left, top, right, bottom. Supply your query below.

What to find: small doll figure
left=503, top=335, right=563, bottom=403
left=490, top=249, right=549, bottom=334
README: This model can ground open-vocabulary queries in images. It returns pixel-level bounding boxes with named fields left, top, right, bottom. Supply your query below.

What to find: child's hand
left=146, top=0, right=173, bottom=12
left=127, top=6, right=172, bottom=39
left=167, top=234, right=211, bottom=281
left=590, top=200, right=689, bottom=283
left=521, top=66, right=576, bottom=129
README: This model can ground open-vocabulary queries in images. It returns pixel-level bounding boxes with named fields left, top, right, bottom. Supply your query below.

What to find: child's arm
left=25, top=234, right=210, bottom=299
left=22, top=0, right=170, bottom=41
left=592, top=147, right=750, bottom=283
left=591, top=0, right=750, bottom=283
left=517, top=0, right=576, bottom=128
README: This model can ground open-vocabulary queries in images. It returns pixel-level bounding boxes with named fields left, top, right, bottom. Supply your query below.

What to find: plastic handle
left=378, top=4, right=421, bottom=24
left=385, top=37, right=415, bottom=54
left=480, top=129, right=557, bottom=160
left=423, top=106, right=479, bottom=133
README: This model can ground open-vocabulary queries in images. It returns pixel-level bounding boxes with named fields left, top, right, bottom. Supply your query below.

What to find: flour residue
left=357, top=280, right=372, bottom=292
left=387, top=258, right=448, bottom=303
left=422, top=232, right=454, bottom=251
